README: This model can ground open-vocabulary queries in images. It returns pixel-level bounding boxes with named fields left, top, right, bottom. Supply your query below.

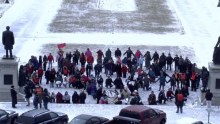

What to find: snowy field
left=0, top=0, right=220, bottom=123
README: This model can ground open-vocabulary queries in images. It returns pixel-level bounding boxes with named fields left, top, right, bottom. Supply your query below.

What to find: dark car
left=15, top=109, right=68, bottom=124
left=192, top=121, right=204, bottom=124
left=105, top=105, right=166, bottom=124
left=69, top=114, right=109, bottom=124
left=0, top=109, right=18, bottom=124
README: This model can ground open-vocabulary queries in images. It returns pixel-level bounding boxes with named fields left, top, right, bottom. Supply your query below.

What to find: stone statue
left=2, top=26, right=14, bottom=58
left=213, top=36, right=220, bottom=64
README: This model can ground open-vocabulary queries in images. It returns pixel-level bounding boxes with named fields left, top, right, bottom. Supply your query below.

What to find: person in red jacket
left=122, top=64, right=128, bottom=78
left=47, top=53, right=54, bottom=69
left=166, top=88, right=175, bottom=101
left=37, top=66, right=44, bottom=84
left=87, top=55, right=94, bottom=64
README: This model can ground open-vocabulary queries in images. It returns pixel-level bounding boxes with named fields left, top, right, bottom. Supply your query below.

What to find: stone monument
left=0, top=26, right=24, bottom=102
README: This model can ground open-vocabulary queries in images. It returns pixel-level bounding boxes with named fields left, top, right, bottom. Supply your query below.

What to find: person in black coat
left=96, top=87, right=103, bottom=104
left=10, top=85, right=17, bottom=108
left=2, top=26, right=14, bottom=58
left=24, top=84, right=32, bottom=106
left=205, top=89, right=213, bottom=109
left=105, top=76, right=113, bottom=88
left=166, top=53, right=173, bottom=71
left=97, top=75, right=103, bottom=87
left=18, top=65, right=26, bottom=88
left=42, top=88, right=50, bottom=109
left=115, top=48, right=122, bottom=58
left=114, top=77, right=124, bottom=89
left=123, top=47, right=134, bottom=58
left=115, top=62, right=122, bottom=77
left=79, top=90, right=87, bottom=104
left=72, top=91, right=79, bottom=104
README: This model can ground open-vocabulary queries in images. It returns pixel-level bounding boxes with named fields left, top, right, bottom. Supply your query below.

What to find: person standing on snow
left=205, top=89, right=213, bottom=109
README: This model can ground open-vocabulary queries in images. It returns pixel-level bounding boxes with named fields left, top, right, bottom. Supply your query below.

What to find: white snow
left=0, top=0, right=220, bottom=123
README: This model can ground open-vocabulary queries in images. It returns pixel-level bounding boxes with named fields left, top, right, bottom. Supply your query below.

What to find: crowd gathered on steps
left=17, top=47, right=210, bottom=112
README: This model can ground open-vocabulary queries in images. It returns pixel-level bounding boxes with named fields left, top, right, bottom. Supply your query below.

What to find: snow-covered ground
left=0, top=0, right=220, bottom=123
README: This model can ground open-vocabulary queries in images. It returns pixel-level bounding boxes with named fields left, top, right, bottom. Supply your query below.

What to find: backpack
left=177, top=94, right=184, bottom=102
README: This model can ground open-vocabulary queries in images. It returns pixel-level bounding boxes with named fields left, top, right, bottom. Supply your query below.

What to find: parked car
left=105, top=105, right=166, bottom=124
left=0, top=109, right=18, bottom=124
left=15, top=109, right=68, bottom=124
left=69, top=114, right=109, bottom=124
left=192, top=121, right=204, bottom=124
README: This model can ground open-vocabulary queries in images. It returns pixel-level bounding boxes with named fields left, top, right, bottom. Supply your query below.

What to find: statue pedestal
left=204, top=62, right=220, bottom=105
left=0, top=56, right=24, bottom=102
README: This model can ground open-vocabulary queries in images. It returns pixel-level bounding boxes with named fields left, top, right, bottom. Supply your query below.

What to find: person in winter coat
left=42, top=88, right=50, bottom=109
left=173, top=55, right=179, bottom=72
left=49, top=68, right=56, bottom=88
left=205, top=89, right=213, bottom=109
left=18, top=65, right=26, bottom=88
left=10, top=85, right=17, bottom=108
left=79, top=90, right=87, bottom=104
left=50, top=92, right=56, bottom=103
left=144, top=51, right=152, bottom=69
left=178, top=56, right=184, bottom=73
left=35, top=85, right=43, bottom=108
left=45, top=68, right=50, bottom=84
left=80, top=52, right=86, bottom=66
left=201, top=67, right=209, bottom=91
left=142, top=75, right=150, bottom=91
left=121, top=64, right=128, bottom=78
left=166, top=53, right=173, bottom=71
left=86, top=63, right=93, bottom=77
left=24, top=84, right=32, bottom=106
left=33, top=92, right=40, bottom=109
left=135, top=50, right=142, bottom=64
left=166, top=88, right=175, bottom=101
left=190, top=71, right=197, bottom=91
left=138, top=55, right=144, bottom=69
left=105, top=76, right=113, bottom=88
left=105, top=48, right=112, bottom=60
left=72, top=91, right=79, bottom=104
left=55, top=73, right=63, bottom=88
left=115, top=48, right=122, bottom=58
left=63, top=91, right=70, bottom=103
left=43, top=55, right=48, bottom=71
left=158, top=90, right=167, bottom=104
left=47, top=53, right=54, bottom=69
left=159, top=53, right=166, bottom=71
left=167, top=74, right=176, bottom=91
left=96, top=49, right=104, bottom=64
left=148, top=91, right=157, bottom=105
left=115, top=62, right=122, bottom=77
left=85, top=48, right=92, bottom=59
left=123, top=47, right=135, bottom=58
left=94, top=63, right=102, bottom=77
left=97, top=75, right=103, bottom=88
left=176, top=91, right=184, bottom=113
left=155, top=71, right=167, bottom=91
left=96, top=87, right=103, bottom=104
left=152, top=51, right=159, bottom=63
left=114, top=77, right=124, bottom=89
left=56, top=92, right=63, bottom=103
left=130, top=91, right=143, bottom=105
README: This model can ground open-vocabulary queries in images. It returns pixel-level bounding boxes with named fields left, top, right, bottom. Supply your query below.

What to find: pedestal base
left=0, top=56, right=25, bottom=102
left=206, top=62, right=220, bottom=105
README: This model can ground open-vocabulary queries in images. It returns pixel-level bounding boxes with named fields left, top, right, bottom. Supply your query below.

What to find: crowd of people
left=15, top=46, right=211, bottom=113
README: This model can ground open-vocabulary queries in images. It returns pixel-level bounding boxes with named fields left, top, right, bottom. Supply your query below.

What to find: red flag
left=57, top=43, right=66, bottom=49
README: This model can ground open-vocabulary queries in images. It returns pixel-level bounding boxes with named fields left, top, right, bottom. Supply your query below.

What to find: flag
left=57, top=43, right=66, bottom=49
